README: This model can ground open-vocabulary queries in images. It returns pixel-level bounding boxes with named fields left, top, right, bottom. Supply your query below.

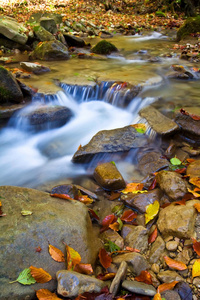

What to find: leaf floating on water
left=99, top=248, right=112, bottom=269
left=66, top=244, right=81, bottom=270
left=121, top=182, right=144, bottom=194
left=131, top=123, right=147, bottom=134
left=49, top=244, right=65, bottom=262
left=135, top=270, right=152, bottom=285
left=145, top=200, right=160, bottom=224
left=36, top=288, right=62, bottom=300
left=21, top=210, right=33, bottom=216
left=73, top=263, right=93, bottom=275
left=163, top=256, right=187, bottom=270
left=9, top=268, right=36, bottom=285
left=189, top=177, right=200, bottom=189
left=29, top=266, right=52, bottom=283
left=148, top=226, right=158, bottom=244
left=157, top=281, right=179, bottom=293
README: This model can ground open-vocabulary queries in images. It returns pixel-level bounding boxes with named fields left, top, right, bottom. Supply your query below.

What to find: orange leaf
left=192, top=238, right=200, bottom=256
left=66, top=245, right=81, bottom=270
left=121, top=182, right=144, bottom=194
left=97, top=272, right=116, bottom=281
left=153, top=293, right=162, bottom=300
left=48, top=245, right=65, bottom=262
left=192, top=259, right=200, bottom=277
left=148, top=227, right=158, bottom=244
left=77, top=195, right=93, bottom=204
left=187, top=158, right=196, bottom=163
left=29, top=266, right=52, bottom=283
left=120, top=210, right=137, bottom=222
left=173, top=199, right=186, bottom=205
left=194, top=203, right=200, bottom=212
left=189, top=177, right=200, bottom=189
left=163, top=256, right=187, bottom=270
left=99, top=248, right=112, bottom=269
left=108, top=192, right=121, bottom=200
left=73, top=263, right=93, bottom=275
left=36, top=288, right=62, bottom=300
left=135, top=270, right=152, bottom=285
left=50, top=193, right=74, bottom=200
left=188, top=188, right=200, bottom=198
left=157, top=281, right=179, bottom=293
left=125, top=246, right=140, bottom=253
left=109, top=222, right=120, bottom=231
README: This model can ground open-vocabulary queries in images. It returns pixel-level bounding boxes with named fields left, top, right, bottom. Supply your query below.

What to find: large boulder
left=0, top=186, right=100, bottom=300
left=33, top=25, right=55, bottom=42
left=177, top=16, right=200, bottom=41
left=0, top=66, right=23, bottom=104
left=30, top=40, right=70, bottom=61
left=0, top=16, right=28, bottom=45
left=91, top=40, right=118, bottom=55
left=63, top=33, right=86, bottom=47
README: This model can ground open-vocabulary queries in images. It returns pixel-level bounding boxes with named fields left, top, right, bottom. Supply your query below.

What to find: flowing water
left=0, top=32, right=200, bottom=187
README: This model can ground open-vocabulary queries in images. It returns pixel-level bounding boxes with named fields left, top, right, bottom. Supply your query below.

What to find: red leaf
left=88, top=209, right=100, bottom=221
left=135, top=270, right=152, bottom=285
left=101, top=214, right=117, bottom=232
left=50, top=193, right=74, bottom=200
left=174, top=167, right=186, bottom=174
left=148, top=227, right=158, bottom=244
left=192, top=238, right=200, bottom=256
left=99, top=248, right=112, bottom=269
left=148, top=178, right=157, bottom=190
left=35, top=246, right=42, bottom=253
left=121, top=210, right=137, bottom=222
left=173, top=199, right=186, bottom=205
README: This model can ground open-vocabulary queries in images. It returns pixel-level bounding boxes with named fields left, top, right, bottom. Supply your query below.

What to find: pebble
left=166, top=241, right=179, bottom=251
left=151, top=263, right=160, bottom=274
left=122, top=280, right=157, bottom=296
left=193, top=277, right=200, bottom=288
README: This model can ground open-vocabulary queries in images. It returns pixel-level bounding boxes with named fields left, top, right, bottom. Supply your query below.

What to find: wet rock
left=30, top=40, right=70, bottom=61
left=51, top=183, right=98, bottom=200
left=151, top=263, right=160, bottom=274
left=148, top=236, right=166, bottom=264
left=124, top=225, right=148, bottom=253
left=157, top=270, right=184, bottom=283
left=157, top=200, right=198, bottom=239
left=63, top=33, right=86, bottom=47
left=94, top=162, right=126, bottom=191
left=148, top=270, right=160, bottom=288
left=0, top=186, right=100, bottom=300
left=57, top=270, right=105, bottom=297
left=20, top=62, right=50, bottom=74
left=91, top=39, right=118, bottom=55
left=139, top=106, right=179, bottom=135
left=109, top=261, right=127, bottom=296
left=137, top=151, right=169, bottom=176
left=121, top=189, right=162, bottom=213
left=161, top=290, right=181, bottom=300
left=187, top=159, right=200, bottom=177
left=156, top=170, right=187, bottom=200
left=100, top=229, right=124, bottom=250
left=0, top=104, right=25, bottom=120
left=174, top=281, right=193, bottom=300
left=33, top=25, right=55, bottom=41
left=0, top=16, right=28, bottom=45
left=72, top=125, right=149, bottom=163
left=0, top=66, right=23, bottom=104
left=122, top=280, right=156, bottom=296
left=40, top=17, right=57, bottom=34
left=112, top=252, right=150, bottom=276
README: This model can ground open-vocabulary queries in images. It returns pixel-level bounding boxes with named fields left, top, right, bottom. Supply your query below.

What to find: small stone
left=124, top=225, right=148, bottom=253
left=148, top=236, right=165, bottom=264
left=193, top=277, right=200, bottom=288
left=122, top=280, right=156, bottom=296
left=169, top=252, right=176, bottom=258
left=151, top=263, right=160, bottom=274
left=121, top=225, right=136, bottom=239
left=100, top=229, right=124, bottom=250
left=109, top=261, right=127, bottom=296
left=176, top=248, right=192, bottom=265
left=164, top=236, right=174, bottom=242
left=166, top=241, right=179, bottom=251
left=187, top=160, right=200, bottom=178
left=148, top=270, right=160, bottom=288
left=157, top=270, right=184, bottom=283
left=174, top=281, right=193, bottom=300
left=161, top=290, right=181, bottom=300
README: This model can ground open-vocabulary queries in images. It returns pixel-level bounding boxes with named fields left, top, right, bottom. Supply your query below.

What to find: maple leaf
left=99, top=248, right=112, bottom=269
left=73, top=263, right=93, bottom=275
left=192, top=259, right=200, bottom=277
left=148, top=226, right=158, bottom=244
left=135, top=270, right=152, bottom=285
left=145, top=200, right=160, bottom=224
left=163, top=256, right=187, bottom=270
left=121, top=182, right=144, bottom=194
left=157, top=281, right=179, bottom=293
left=29, top=266, right=52, bottom=283
left=66, top=244, right=81, bottom=270
left=48, top=244, right=65, bottom=262
left=36, top=288, right=62, bottom=300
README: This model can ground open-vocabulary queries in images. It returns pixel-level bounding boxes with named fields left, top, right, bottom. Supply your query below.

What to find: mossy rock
left=155, top=11, right=166, bottom=17
left=177, top=16, right=200, bottom=41
left=91, top=40, right=118, bottom=55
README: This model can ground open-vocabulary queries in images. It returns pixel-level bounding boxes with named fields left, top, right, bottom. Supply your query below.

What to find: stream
left=0, top=32, right=200, bottom=187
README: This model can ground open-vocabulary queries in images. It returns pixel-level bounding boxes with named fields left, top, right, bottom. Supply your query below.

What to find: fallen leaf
left=145, top=200, right=160, bottom=224
left=121, top=182, right=144, bottom=194
left=188, top=188, right=200, bottom=198
left=163, top=256, right=187, bottom=270
left=99, top=248, right=112, bottom=269
left=50, top=193, right=74, bottom=200
left=192, top=259, right=200, bottom=277
left=187, top=158, right=196, bottom=163
left=131, top=123, right=147, bottom=134
left=148, top=227, right=158, bottom=244
left=21, top=210, right=33, bottom=216
left=29, top=266, right=52, bottom=283
left=49, top=245, right=65, bottom=262
left=189, top=177, right=200, bottom=189
left=77, top=195, right=93, bottom=204
left=170, top=157, right=182, bottom=165
left=109, top=192, right=121, bottom=200
left=101, top=214, right=117, bottom=232
left=88, top=208, right=100, bottom=221
left=73, top=263, right=93, bottom=275
left=180, top=108, right=200, bottom=120
left=135, top=270, right=152, bottom=285
left=109, top=221, right=120, bottom=231
left=173, top=199, right=186, bottom=205
left=97, top=273, right=116, bottom=281
left=66, top=244, right=81, bottom=270
left=194, top=203, right=200, bottom=212
left=9, top=268, right=36, bottom=285
left=191, top=238, right=200, bottom=256
left=157, top=281, right=179, bottom=293
left=148, top=178, right=157, bottom=190
left=35, top=246, right=42, bottom=253
left=153, top=293, right=162, bottom=300
left=36, top=288, right=62, bottom=300
left=120, top=209, right=137, bottom=222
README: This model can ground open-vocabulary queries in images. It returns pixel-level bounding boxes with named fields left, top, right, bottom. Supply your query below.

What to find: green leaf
left=110, top=161, right=116, bottom=166
left=104, top=240, right=120, bottom=253
left=112, top=204, right=124, bottom=216
left=117, top=217, right=123, bottom=230
left=21, top=210, right=33, bottom=216
left=170, top=157, right=182, bottom=166
left=9, top=268, right=36, bottom=285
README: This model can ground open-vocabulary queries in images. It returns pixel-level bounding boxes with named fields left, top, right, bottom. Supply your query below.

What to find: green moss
left=155, top=11, right=166, bottom=17
left=91, top=40, right=118, bottom=55
left=0, top=86, right=11, bottom=100
left=177, top=16, right=200, bottom=41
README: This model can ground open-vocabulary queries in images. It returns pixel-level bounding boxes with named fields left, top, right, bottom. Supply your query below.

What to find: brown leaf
left=192, top=238, right=200, bottom=256
left=66, top=244, right=81, bottom=270
left=189, top=177, right=200, bottom=189
left=135, top=270, right=152, bottom=285
left=120, top=210, right=137, bottom=222
left=97, top=272, right=116, bottom=281
left=99, top=248, right=112, bottom=269
left=194, top=203, right=200, bottom=212
left=73, top=263, right=93, bottom=275
left=108, top=192, right=121, bottom=201
left=173, top=199, right=186, bottom=205
left=36, top=288, right=62, bottom=300
left=148, top=178, right=157, bottom=190
left=48, top=245, right=65, bottom=262
left=163, top=256, right=187, bottom=270
left=148, top=227, right=158, bottom=244
left=157, top=281, right=179, bottom=293
left=29, top=266, right=52, bottom=283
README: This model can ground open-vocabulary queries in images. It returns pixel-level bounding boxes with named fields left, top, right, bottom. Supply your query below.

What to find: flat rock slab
left=0, top=16, right=28, bottom=45
left=72, top=125, right=149, bottom=163
left=20, top=62, right=51, bottom=74
left=122, top=280, right=157, bottom=296
left=0, top=186, right=99, bottom=300
left=139, top=106, right=179, bottom=135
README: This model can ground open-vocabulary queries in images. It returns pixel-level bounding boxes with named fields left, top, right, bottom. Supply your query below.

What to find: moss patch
left=177, top=16, right=200, bottom=41
left=155, top=11, right=166, bottom=17
left=91, top=40, right=118, bottom=55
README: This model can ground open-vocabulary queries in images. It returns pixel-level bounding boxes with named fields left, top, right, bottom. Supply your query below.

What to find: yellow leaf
left=78, top=195, right=93, bottom=204
left=36, top=288, right=62, bottom=300
left=66, top=245, right=81, bottom=270
left=194, top=203, right=200, bottom=212
left=145, top=200, right=160, bottom=224
left=188, top=188, right=200, bottom=198
left=131, top=123, right=147, bottom=134
left=192, top=259, right=200, bottom=278
left=153, top=293, right=162, bottom=300
left=49, top=245, right=65, bottom=262
left=122, top=182, right=144, bottom=194
left=189, top=177, right=200, bottom=189
left=29, top=266, right=52, bottom=283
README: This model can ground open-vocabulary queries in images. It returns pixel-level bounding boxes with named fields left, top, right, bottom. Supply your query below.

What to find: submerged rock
left=91, top=40, right=118, bottom=55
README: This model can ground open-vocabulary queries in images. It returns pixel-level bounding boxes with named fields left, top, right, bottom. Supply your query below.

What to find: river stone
left=137, top=151, right=169, bottom=176
left=93, top=162, right=126, bottom=191
left=63, top=33, right=86, bottom=47
left=0, top=16, right=28, bottom=45
left=33, top=25, right=55, bottom=42
left=51, top=183, right=98, bottom=200
left=148, top=236, right=166, bottom=264
left=112, top=252, right=150, bottom=276
left=0, top=66, right=23, bottom=104
left=20, top=62, right=50, bottom=74
left=0, top=186, right=100, bottom=300
left=124, top=225, right=148, bottom=253
left=122, top=280, right=156, bottom=296
left=0, top=104, right=25, bottom=120
left=72, top=125, right=149, bottom=163
left=174, top=281, right=193, bottom=300
left=157, top=270, right=184, bottom=283
left=28, top=12, right=63, bottom=25
left=139, top=106, right=179, bottom=135
left=121, top=189, right=162, bottom=213
left=157, top=200, right=198, bottom=239
left=40, top=17, right=57, bottom=34
left=187, top=159, right=200, bottom=177
left=30, top=40, right=70, bottom=61
left=121, top=225, right=137, bottom=239
left=166, top=240, right=179, bottom=251
left=100, top=229, right=124, bottom=250
left=57, top=270, right=105, bottom=297
left=109, top=261, right=128, bottom=296
left=161, top=290, right=181, bottom=300
left=176, top=248, right=192, bottom=265
left=91, top=40, right=118, bottom=55
left=156, top=170, right=187, bottom=200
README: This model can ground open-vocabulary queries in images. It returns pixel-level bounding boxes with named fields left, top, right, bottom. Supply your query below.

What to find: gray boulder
left=0, top=16, right=28, bottom=45
left=33, top=25, right=55, bottom=42
left=40, top=17, right=58, bottom=34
